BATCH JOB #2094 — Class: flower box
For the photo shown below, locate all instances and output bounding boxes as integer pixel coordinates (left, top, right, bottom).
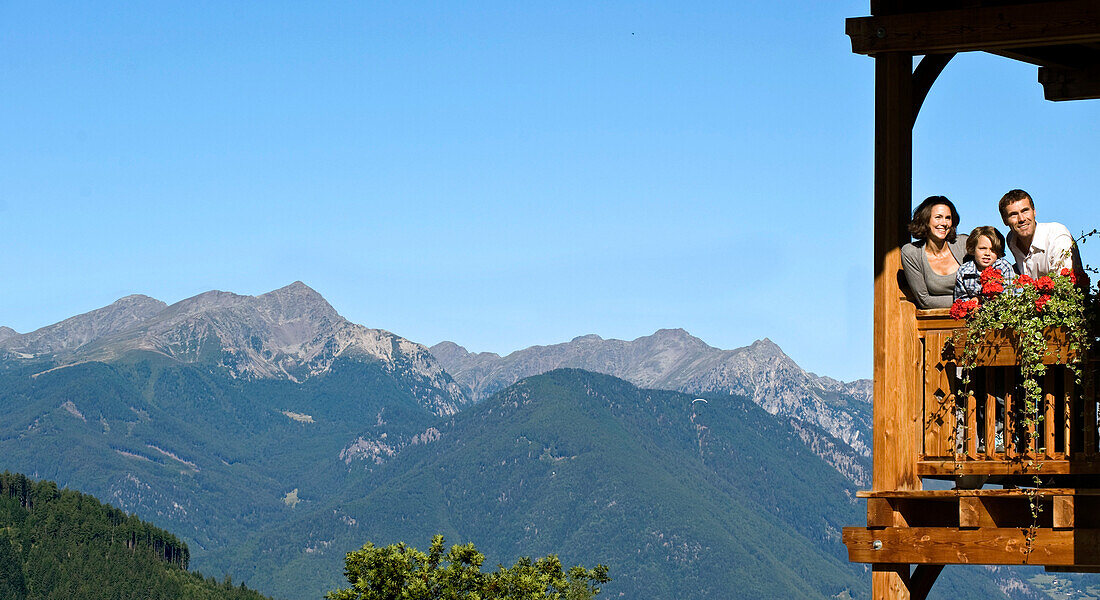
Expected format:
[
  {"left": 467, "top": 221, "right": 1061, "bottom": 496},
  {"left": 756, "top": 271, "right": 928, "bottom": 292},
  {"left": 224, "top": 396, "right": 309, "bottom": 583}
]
[{"left": 950, "top": 326, "right": 1079, "bottom": 367}]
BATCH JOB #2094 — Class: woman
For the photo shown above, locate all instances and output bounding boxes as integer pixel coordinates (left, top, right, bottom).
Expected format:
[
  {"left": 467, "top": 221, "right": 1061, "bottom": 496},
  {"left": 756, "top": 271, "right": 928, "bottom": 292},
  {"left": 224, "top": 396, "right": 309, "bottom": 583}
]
[{"left": 901, "top": 196, "right": 969, "bottom": 309}]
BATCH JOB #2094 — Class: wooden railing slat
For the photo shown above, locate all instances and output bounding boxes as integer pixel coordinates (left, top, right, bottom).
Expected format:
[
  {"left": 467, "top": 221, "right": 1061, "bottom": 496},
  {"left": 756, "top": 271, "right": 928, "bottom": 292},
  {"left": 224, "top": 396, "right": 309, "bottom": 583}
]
[
  {"left": 1046, "top": 370, "right": 1057, "bottom": 459},
  {"left": 1087, "top": 363, "right": 1098, "bottom": 458},
  {"left": 967, "top": 388, "right": 978, "bottom": 459},
  {"left": 985, "top": 368, "right": 997, "bottom": 459},
  {"left": 1005, "top": 367, "right": 1016, "bottom": 459},
  {"left": 917, "top": 323, "right": 1093, "bottom": 472}
]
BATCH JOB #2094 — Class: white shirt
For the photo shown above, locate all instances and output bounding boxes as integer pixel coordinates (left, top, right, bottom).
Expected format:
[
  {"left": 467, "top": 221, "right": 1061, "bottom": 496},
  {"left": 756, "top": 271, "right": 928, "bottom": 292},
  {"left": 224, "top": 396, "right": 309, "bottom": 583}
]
[{"left": 1007, "top": 221, "right": 1076, "bottom": 278}]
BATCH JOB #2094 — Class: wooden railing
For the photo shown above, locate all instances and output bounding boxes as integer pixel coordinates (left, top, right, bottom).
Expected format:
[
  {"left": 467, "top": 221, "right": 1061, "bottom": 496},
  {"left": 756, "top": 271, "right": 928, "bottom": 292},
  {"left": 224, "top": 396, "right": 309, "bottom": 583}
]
[{"left": 916, "top": 309, "right": 1099, "bottom": 478}]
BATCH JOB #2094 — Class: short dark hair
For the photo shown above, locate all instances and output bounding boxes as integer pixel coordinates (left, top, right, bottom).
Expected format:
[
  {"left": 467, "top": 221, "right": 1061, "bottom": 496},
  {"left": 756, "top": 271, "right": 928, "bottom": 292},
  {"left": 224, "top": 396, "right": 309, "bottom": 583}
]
[
  {"left": 908, "top": 196, "right": 959, "bottom": 242},
  {"left": 965, "top": 226, "right": 1006, "bottom": 257},
  {"left": 999, "top": 189, "right": 1034, "bottom": 220}
]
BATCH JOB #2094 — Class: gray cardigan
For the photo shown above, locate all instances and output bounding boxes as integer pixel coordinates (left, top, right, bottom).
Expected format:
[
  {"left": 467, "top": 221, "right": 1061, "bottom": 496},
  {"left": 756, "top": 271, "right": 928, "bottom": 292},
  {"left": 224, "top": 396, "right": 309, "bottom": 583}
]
[{"left": 900, "top": 235, "right": 969, "bottom": 309}]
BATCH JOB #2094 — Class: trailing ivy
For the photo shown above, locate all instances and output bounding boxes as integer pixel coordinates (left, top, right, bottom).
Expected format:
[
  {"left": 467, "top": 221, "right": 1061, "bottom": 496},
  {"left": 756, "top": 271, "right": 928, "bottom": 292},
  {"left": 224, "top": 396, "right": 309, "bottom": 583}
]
[{"left": 950, "top": 242, "right": 1095, "bottom": 561}]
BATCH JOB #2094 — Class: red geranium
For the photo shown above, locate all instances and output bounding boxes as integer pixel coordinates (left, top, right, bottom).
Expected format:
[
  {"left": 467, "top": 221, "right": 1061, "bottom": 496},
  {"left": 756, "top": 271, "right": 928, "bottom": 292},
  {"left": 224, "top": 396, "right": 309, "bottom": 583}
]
[
  {"left": 979, "top": 267, "right": 1003, "bottom": 284},
  {"left": 1036, "top": 276, "right": 1055, "bottom": 293},
  {"left": 950, "top": 297, "right": 980, "bottom": 320},
  {"left": 1016, "top": 274, "right": 1035, "bottom": 288},
  {"left": 1035, "top": 295, "right": 1050, "bottom": 312},
  {"left": 981, "top": 279, "right": 1004, "bottom": 296},
  {"left": 1060, "top": 267, "right": 1079, "bottom": 285}
]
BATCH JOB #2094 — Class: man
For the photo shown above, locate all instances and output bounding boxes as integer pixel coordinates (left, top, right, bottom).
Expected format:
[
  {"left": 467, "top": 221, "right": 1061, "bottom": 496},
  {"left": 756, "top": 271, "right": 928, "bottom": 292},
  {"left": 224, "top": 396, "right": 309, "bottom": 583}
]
[{"left": 999, "top": 189, "right": 1081, "bottom": 278}]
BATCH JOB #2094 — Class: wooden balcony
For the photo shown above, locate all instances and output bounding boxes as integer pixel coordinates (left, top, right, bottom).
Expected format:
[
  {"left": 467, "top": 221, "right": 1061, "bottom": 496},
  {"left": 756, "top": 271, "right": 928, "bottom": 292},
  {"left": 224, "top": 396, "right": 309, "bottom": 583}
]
[
  {"left": 915, "top": 309, "right": 1098, "bottom": 480},
  {"left": 845, "top": 308, "right": 1100, "bottom": 571}
]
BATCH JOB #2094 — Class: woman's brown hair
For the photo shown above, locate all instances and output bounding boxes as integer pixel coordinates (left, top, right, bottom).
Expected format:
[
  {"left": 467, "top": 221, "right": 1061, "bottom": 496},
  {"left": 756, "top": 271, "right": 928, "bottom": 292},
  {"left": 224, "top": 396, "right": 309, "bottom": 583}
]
[{"left": 908, "top": 196, "right": 959, "bottom": 243}]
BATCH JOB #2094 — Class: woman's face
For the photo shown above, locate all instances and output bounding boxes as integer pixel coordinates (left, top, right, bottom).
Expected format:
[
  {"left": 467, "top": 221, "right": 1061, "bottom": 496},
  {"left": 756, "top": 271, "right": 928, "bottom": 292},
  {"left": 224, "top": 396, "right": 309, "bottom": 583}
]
[{"left": 927, "top": 204, "right": 954, "bottom": 243}]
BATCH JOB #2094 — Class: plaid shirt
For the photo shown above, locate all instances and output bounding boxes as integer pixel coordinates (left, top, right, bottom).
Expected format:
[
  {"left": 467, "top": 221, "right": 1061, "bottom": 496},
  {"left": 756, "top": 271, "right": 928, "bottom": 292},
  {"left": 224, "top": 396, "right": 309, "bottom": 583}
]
[{"left": 954, "top": 257, "right": 1016, "bottom": 301}]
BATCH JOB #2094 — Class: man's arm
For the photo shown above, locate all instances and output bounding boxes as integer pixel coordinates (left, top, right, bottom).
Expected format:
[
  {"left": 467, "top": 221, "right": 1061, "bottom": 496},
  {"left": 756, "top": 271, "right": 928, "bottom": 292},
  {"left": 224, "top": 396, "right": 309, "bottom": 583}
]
[{"left": 1046, "top": 224, "right": 1076, "bottom": 273}]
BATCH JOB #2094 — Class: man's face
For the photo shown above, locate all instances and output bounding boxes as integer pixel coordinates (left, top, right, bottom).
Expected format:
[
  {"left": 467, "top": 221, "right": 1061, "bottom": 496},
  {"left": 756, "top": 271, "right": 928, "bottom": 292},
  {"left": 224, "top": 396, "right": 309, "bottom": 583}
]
[{"left": 1002, "top": 198, "right": 1036, "bottom": 241}]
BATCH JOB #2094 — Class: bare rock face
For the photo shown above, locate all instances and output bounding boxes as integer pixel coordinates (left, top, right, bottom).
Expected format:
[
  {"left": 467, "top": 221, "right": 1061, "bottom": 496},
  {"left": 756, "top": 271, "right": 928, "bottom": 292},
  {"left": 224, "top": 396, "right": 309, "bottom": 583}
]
[
  {"left": 0, "top": 295, "right": 168, "bottom": 356},
  {"left": 0, "top": 326, "right": 18, "bottom": 343},
  {"left": 431, "top": 330, "right": 872, "bottom": 468},
  {"left": 4, "top": 282, "right": 466, "bottom": 416}
]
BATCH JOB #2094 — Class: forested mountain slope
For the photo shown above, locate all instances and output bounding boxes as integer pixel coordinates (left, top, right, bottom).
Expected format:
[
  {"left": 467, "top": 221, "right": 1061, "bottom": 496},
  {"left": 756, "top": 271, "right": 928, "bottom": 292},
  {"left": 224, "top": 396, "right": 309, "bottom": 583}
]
[
  {"left": 432, "top": 330, "right": 872, "bottom": 481},
  {"left": 212, "top": 370, "right": 1036, "bottom": 600},
  {"left": 0, "top": 471, "right": 269, "bottom": 600},
  {"left": 0, "top": 350, "right": 453, "bottom": 558}
]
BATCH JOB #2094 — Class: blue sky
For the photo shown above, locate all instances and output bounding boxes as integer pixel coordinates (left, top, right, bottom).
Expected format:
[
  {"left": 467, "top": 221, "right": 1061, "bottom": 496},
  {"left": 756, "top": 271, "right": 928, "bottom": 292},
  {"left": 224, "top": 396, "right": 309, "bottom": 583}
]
[{"left": 2, "top": 2, "right": 1097, "bottom": 381}]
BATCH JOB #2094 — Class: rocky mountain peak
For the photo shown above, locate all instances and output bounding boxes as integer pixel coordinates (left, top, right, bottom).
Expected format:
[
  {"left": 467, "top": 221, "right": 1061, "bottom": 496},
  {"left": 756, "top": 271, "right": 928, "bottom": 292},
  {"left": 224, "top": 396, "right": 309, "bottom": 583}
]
[
  {"left": 741, "top": 338, "right": 792, "bottom": 363},
  {"left": 258, "top": 281, "right": 334, "bottom": 313},
  {"left": 0, "top": 294, "right": 168, "bottom": 355},
  {"left": 0, "top": 326, "right": 18, "bottom": 342},
  {"left": 643, "top": 328, "right": 710, "bottom": 351},
  {"left": 4, "top": 283, "right": 467, "bottom": 415},
  {"left": 429, "top": 341, "right": 472, "bottom": 363}
]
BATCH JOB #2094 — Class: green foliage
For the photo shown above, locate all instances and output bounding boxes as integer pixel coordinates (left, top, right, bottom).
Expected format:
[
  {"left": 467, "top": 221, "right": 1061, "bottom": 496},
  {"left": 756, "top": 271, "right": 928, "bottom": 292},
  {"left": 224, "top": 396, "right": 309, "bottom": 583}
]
[
  {"left": 0, "top": 471, "right": 269, "bottom": 600},
  {"left": 0, "top": 351, "right": 1047, "bottom": 599},
  {"left": 0, "top": 352, "right": 446, "bottom": 561},
  {"left": 956, "top": 268, "right": 1092, "bottom": 447},
  {"left": 326, "top": 535, "right": 609, "bottom": 600}
]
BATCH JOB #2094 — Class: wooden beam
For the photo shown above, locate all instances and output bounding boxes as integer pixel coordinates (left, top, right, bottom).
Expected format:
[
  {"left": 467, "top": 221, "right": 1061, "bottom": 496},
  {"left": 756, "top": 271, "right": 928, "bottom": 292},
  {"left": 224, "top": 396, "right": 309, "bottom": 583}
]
[
  {"left": 858, "top": 488, "right": 1100, "bottom": 498},
  {"left": 959, "top": 496, "right": 990, "bottom": 528},
  {"left": 844, "top": 527, "right": 1100, "bottom": 564},
  {"left": 872, "top": 52, "right": 918, "bottom": 493},
  {"left": 992, "top": 44, "right": 1100, "bottom": 69},
  {"left": 869, "top": 497, "right": 906, "bottom": 527},
  {"left": 909, "top": 564, "right": 944, "bottom": 600},
  {"left": 871, "top": 47, "right": 920, "bottom": 600},
  {"left": 1040, "top": 65, "right": 1100, "bottom": 100},
  {"left": 912, "top": 54, "right": 955, "bottom": 123},
  {"left": 1054, "top": 496, "right": 1075, "bottom": 529},
  {"left": 918, "top": 459, "right": 1100, "bottom": 476},
  {"left": 1046, "top": 565, "right": 1100, "bottom": 573},
  {"left": 874, "top": 564, "right": 911, "bottom": 600},
  {"left": 847, "top": 1, "right": 1100, "bottom": 55}
]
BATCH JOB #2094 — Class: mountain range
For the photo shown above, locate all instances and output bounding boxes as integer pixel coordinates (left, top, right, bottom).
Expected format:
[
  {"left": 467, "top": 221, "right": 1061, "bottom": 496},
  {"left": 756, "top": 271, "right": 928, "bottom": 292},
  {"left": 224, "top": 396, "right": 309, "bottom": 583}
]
[
  {"left": 1, "top": 282, "right": 466, "bottom": 416},
  {"left": 1, "top": 283, "right": 871, "bottom": 484},
  {"left": 0, "top": 282, "right": 1057, "bottom": 599},
  {"left": 431, "top": 331, "right": 872, "bottom": 484}
]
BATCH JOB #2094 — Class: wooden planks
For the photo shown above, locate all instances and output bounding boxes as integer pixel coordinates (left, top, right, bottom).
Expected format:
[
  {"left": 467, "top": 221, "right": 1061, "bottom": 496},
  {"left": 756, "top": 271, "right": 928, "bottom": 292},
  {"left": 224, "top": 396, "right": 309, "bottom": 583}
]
[
  {"left": 950, "top": 328, "right": 1079, "bottom": 366},
  {"left": 844, "top": 527, "right": 1100, "bottom": 565},
  {"left": 847, "top": 1, "right": 1100, "bottom": 55},
  {"left": 857, "top": 488, "right": 1099, "bottom": 499},
  {"left": 917, "top": 459, "right": 1100, "bottom": 476}
]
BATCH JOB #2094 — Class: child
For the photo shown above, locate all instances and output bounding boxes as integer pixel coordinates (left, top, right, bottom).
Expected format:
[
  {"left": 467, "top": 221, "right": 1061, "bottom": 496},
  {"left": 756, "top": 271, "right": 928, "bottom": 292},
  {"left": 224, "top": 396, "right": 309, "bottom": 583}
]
[
  {"left": 954, "top": 226, "right": 1016, "bottom": 301},
  {"left": 951, "top": 226, "right": 1014, "bottom": 465}
]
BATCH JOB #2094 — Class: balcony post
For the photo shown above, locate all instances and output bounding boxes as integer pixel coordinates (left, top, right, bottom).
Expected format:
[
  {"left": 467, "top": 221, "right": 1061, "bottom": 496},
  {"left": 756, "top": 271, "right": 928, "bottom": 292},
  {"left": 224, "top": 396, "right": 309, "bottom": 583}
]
[{"left": 872, "top": 50, "right": 922, "bottom": 599}]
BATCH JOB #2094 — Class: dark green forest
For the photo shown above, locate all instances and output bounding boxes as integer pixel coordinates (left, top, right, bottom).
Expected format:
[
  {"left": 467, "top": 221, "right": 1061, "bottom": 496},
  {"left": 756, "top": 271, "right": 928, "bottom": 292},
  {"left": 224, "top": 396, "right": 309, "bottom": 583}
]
[{"left": 0, "top": 471, "right": 269, "bottom": 600}]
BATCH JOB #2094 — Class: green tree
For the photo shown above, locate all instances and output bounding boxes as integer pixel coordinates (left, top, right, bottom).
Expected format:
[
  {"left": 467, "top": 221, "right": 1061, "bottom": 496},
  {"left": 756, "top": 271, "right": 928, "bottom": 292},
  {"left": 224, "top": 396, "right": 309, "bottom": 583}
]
[
  {"left": 326, "top": 536, "right": 609, "bottom": 600},
  {"left": 0, "top": 532, "right": 27, "bottom": 600}
]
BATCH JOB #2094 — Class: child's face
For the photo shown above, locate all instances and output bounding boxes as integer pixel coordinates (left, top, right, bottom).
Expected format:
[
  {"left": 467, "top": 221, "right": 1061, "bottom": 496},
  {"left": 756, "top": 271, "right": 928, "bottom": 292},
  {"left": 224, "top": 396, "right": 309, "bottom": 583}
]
[{"left": 974, "top": 235, "right": 998, "bottom": 269}]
